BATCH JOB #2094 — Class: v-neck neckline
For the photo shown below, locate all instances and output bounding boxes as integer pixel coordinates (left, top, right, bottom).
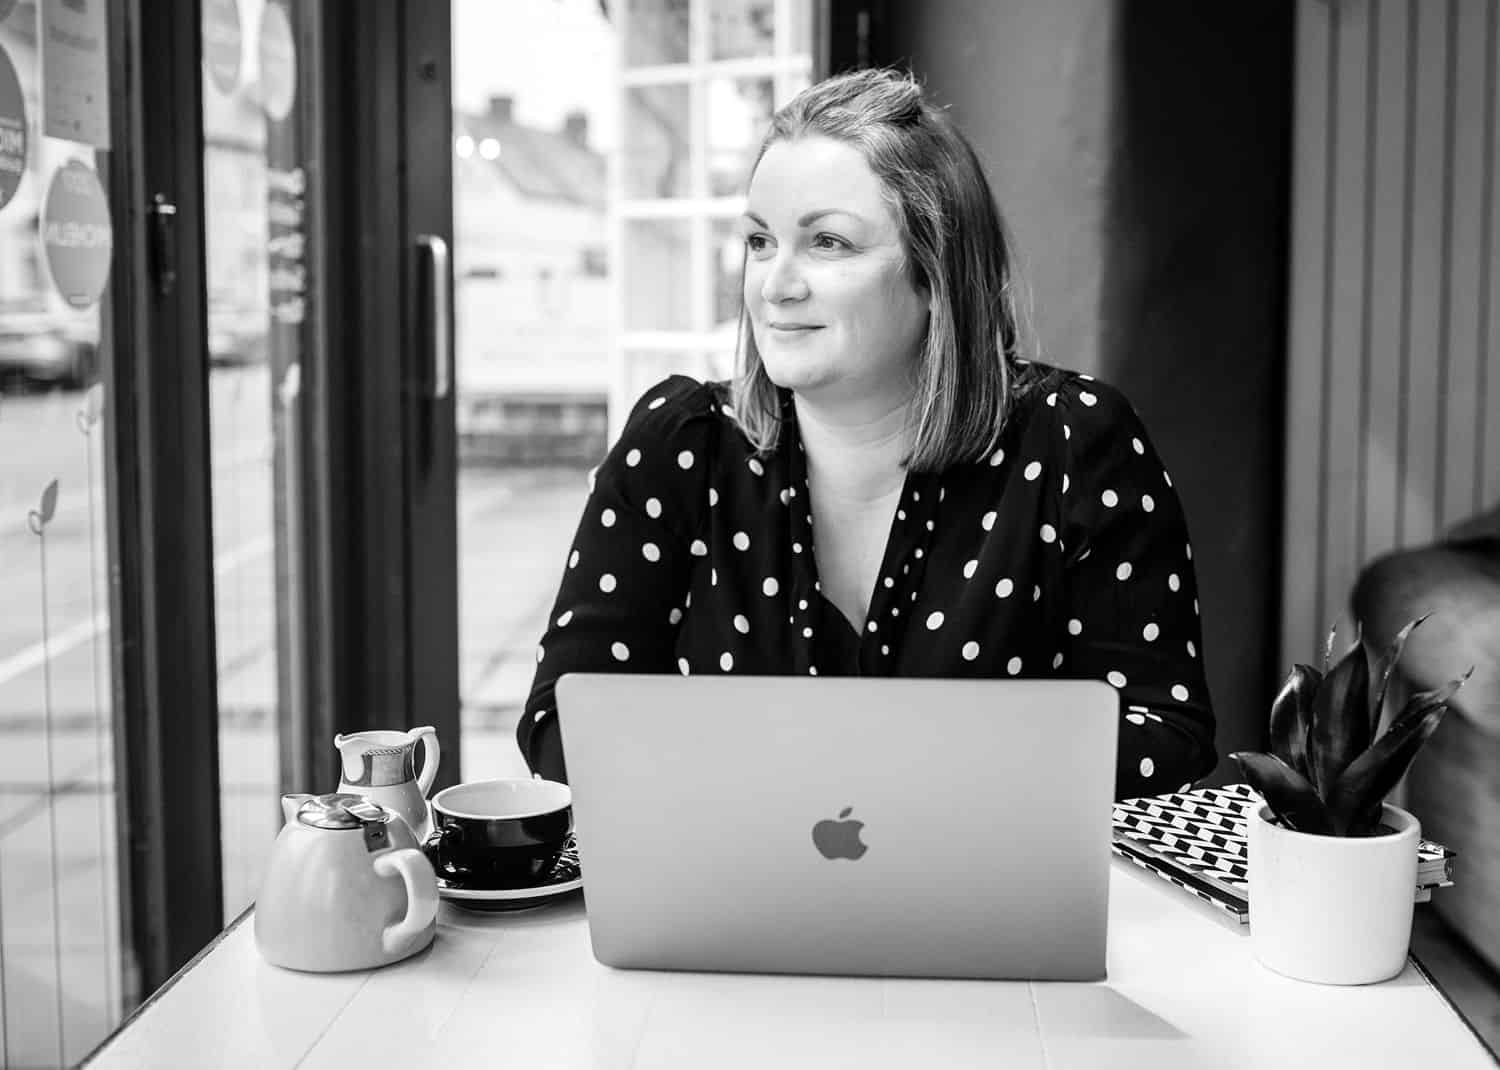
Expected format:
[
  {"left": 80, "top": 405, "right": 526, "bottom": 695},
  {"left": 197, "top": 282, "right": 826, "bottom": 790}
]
[{"left": 779, "top": 393, "right": 942, "bottom": 673}]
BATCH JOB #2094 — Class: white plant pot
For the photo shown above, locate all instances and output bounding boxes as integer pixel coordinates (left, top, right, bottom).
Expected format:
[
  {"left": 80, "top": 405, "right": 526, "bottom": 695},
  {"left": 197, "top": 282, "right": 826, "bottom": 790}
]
[{"left": 1247, "top": 802, "right": 1419, "bottom": 985}]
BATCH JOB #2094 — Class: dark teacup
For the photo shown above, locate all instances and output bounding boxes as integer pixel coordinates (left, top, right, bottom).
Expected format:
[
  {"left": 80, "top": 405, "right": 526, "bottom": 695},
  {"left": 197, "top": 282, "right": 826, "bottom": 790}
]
[{"left": 423, "top": 778, "right": 572, "bottom": 890}]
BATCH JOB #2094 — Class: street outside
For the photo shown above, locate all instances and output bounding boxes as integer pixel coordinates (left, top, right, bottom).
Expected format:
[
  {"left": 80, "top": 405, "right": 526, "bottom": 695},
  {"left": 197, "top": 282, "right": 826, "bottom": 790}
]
[{"left": 0, "top": 363, "right": 588, "bottom": 1067}]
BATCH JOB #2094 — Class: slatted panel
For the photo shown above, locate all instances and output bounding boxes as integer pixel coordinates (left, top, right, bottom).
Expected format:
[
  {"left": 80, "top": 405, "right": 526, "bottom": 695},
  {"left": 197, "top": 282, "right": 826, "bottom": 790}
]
[
  {"left": 1325, "top": 0, "right": 1372, "bottom": 646},
  {"left": 1403, "top": 0, "right": 1450, "bottom": 551},
  {"left": 1281, "top": 0, "right": 1334, "bottom": 666},
  {"left": 1363, "top": 0, "right": 1412, "bottom": 564},
  {"left": 1483, "top": 2, "right": 1500, "bottom": 508},
  {"left": 1444, "top": 0, "right": 1490, "bottom": 528},
  {"left": 1282, "top": 0, "right": 1500, "bottom": 671}
]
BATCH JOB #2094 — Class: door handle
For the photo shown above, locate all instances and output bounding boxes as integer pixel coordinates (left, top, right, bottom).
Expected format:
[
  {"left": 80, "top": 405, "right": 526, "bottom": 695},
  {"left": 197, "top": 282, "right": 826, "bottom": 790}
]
[
  {"left": 148, "top": 194, "right": 177, "bottom": 297},
  {"left": 415, "top": 234, "right": 451, "bottom": 400}
]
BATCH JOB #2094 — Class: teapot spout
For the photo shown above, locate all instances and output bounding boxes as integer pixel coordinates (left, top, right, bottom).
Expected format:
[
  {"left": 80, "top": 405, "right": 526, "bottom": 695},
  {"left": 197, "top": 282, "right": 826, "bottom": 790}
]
[{"left": 281, "top": 793, "right": 316, "bottom": 825}]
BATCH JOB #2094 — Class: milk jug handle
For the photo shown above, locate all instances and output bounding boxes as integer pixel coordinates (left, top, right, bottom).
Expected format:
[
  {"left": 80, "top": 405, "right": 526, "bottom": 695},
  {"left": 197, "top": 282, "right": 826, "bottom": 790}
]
[
  {"left": 373, "top": 848, "right": 438, "bottom": 954},
  {"left": 412, "top": 726, "right": 441, "bottom": 797}
]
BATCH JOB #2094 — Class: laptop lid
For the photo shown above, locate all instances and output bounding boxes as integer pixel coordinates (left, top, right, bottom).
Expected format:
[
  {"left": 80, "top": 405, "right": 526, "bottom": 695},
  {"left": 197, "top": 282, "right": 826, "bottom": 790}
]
[{"left": 554, "top": 674, "right": 1119, "bottom": 981}]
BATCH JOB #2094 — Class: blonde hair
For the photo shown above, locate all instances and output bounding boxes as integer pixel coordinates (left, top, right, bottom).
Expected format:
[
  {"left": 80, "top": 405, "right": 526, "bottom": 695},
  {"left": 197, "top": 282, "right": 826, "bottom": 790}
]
[{"left": 729, "top": 68, "right": 1042, "bottom": 471}]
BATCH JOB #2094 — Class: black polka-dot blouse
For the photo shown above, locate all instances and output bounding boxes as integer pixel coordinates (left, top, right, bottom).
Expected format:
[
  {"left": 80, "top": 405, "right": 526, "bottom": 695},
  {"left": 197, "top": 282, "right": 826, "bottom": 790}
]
[{"left": 520, "top": 363, "right": 1217, "bottom": 800}]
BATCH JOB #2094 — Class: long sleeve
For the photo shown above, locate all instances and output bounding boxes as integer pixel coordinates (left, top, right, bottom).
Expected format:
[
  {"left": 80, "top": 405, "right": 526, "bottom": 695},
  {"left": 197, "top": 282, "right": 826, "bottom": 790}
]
[
  {"left": 1058, "top": 378, "right": 1217, "bottom": 799},
  {"left": 518, "top": 376, "right": 709, "bottom": 782}
]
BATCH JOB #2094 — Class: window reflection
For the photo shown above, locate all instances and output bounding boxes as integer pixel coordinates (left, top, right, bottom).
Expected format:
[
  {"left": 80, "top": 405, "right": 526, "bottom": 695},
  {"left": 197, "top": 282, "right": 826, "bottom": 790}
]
[
  {"left": 0, "top": 3, "right": 120, "bottom": 1066},
  {"left": 708, "top": 77, "right": 774, "bottom": 196},
  {"left": 624, "top": 83, "right": 690, "bottom": 199},
  {"left": 452, "top": 0, "right": 812, "bottom": 781}
]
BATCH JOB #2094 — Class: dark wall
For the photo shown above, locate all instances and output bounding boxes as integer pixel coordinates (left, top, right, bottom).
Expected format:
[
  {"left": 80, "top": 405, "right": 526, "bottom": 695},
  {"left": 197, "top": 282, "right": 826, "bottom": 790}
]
[
  {"left": 872, "top": 1, "right": 1293, "bottom": 779},
  {"left": 876, "top": 0, "right": 1115, "bottom": 375}
]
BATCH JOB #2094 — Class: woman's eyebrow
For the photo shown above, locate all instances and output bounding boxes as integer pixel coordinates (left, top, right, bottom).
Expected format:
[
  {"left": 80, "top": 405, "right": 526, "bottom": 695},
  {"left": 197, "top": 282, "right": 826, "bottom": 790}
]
[{"left": 741, "top": 209, "right": 868, "bottom": 227}]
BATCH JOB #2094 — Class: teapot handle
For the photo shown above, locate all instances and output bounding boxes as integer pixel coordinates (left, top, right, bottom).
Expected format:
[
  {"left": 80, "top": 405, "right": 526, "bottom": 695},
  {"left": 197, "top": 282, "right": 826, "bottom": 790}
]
[
  {"left": 373, "top": 848, "right": 439, "bottom": 955},
  {"left": 412, "top": 725, "right": 441, "bottom": 798}
]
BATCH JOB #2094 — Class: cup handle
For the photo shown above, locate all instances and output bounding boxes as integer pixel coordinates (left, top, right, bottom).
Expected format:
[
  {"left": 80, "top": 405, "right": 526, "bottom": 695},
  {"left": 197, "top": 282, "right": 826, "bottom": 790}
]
[
  {"left": 373, "top": 847, "right": 439, "bottom": 955},
  {"left": 413, "top": 725, "right": 440, "bottom": 798},
  {"left": 422, "top": 825, "right": 464, "bottom": 877}
]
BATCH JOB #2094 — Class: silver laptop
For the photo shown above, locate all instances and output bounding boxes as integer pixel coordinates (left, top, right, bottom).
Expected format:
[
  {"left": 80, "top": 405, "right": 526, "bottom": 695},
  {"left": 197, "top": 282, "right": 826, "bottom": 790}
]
[{"left": 554, "top": 673, "right": 1119, "bottom": 982}]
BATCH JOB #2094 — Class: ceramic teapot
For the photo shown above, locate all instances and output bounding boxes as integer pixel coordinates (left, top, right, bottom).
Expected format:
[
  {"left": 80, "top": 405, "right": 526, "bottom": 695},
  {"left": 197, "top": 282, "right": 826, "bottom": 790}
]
[
  {"left": 335, "top": 726, "right": 441, "bottom": 841},
  {"left": 255, "top": 793, "right": 438, "bottom": 973}
]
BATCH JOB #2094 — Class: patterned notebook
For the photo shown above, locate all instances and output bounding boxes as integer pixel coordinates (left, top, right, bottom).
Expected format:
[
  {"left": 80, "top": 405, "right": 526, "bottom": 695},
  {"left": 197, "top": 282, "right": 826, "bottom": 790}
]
[{"left": 1112, "top": 783, "right": 1457, "bottom": 923}]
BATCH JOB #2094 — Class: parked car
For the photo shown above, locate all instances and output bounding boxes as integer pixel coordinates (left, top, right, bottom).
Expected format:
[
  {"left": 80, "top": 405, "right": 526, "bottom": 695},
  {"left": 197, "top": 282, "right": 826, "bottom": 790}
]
[{"left": 0, "top": 301, "right": 99, "bottom": 388}]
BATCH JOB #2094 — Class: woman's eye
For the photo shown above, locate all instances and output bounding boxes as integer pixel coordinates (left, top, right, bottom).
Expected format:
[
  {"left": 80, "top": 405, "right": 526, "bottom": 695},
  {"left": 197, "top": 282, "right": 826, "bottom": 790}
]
[
  {"left": 812, "top": 233, "right": 851, "bottom": 252},
  {"left": 744, "top": 233, "right": 771, "bottom": 255}
]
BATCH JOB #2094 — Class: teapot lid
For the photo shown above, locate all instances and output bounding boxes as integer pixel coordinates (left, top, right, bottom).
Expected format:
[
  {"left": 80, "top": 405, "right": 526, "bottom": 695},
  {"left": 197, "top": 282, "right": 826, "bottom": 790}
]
[{"left": 293, "top": 793, "right": 391, "bottom": 830}]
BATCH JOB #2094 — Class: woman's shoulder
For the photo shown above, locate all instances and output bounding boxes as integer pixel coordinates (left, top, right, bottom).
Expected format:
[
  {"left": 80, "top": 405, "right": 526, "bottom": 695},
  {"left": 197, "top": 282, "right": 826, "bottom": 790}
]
[
  {"left": 1005, "top": 361, "right": 1152, "bottom": 448},
  {"left": 622, "top": 375, "right": 751, "bottom": 444},
  {"left": 622, "top": 374, "right": 718, "bottom": 428},
  {"left": 1009, "top": 360, "right": 1134, "bottom": 416}
]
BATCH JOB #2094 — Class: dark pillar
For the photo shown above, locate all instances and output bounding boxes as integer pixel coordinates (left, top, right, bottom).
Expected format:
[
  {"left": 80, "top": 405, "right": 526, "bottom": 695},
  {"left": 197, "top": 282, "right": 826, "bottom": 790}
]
[{"left": 1100, "top": 4, "right": 1293, "bottom": 777}]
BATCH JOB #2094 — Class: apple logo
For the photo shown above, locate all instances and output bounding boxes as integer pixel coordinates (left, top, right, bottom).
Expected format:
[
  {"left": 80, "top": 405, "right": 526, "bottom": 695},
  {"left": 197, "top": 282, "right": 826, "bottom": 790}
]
[{"left": 812, "top": 807, "right": 868, "bottom": 860}]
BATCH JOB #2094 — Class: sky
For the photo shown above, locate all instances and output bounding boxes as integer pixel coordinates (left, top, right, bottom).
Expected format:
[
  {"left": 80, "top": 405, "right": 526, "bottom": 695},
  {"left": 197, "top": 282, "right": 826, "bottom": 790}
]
[{"left": 452, "top": 0, "right": 620, "bottom": 151}]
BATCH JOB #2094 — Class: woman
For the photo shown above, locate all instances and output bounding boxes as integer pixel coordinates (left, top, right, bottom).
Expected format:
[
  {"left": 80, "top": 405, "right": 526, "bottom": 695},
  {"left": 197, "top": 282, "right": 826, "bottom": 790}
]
[{"left": 519, "top": 68, "right": 1216, "bottom": 800}]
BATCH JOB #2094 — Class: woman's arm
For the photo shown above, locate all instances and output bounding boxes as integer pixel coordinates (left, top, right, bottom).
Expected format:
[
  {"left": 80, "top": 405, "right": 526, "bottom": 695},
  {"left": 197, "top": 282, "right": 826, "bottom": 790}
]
[
  {"left": 1058, "top": 377, "right": 1217, "bottom": 799},
  {"left": 517, "top": 377, "right": 709, "bottom": 782}
]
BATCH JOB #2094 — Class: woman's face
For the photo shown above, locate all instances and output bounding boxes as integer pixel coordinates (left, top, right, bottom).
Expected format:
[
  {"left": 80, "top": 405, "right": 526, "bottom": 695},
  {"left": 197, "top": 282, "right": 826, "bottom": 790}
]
[{"left": 741, "top": 135, "right": 930, "bottom": 410}]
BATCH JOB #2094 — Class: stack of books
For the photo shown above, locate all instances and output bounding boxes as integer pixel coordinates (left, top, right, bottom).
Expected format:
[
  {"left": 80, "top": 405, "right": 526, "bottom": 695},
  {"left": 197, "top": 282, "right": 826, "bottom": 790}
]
[{"left": 1112, "top": 782, "right": 1456, "bottom": 923}]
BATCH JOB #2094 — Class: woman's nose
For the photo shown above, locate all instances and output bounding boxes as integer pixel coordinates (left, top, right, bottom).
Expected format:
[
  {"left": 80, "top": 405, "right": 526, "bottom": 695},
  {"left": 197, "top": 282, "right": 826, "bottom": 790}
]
[{"left": 761, "top": 252, "right": 808, "bottom": 303}]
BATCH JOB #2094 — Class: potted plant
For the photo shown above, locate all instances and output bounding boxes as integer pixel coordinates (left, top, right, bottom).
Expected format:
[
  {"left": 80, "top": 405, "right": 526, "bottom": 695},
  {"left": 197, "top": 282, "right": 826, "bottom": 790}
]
[{"left": 1229, "top": 616, "right": 1470, "bottom": 985}]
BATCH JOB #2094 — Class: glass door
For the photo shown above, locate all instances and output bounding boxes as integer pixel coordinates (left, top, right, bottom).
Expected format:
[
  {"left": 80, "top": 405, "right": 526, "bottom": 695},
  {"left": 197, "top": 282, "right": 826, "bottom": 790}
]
[
  {"left": 199, "top": 0, "right": 311, "bottom": 923},
  {"left": 450, "top": 0, "right": 818, "bottom": 779},
  {"left": 0, "top": 1, "right": 122, "bottom": 1065}
]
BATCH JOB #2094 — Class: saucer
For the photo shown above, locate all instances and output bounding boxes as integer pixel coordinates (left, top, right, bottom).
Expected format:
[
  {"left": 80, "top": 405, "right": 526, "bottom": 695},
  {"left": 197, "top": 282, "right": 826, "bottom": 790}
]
[{"left": 435, "top": 836, "right": 582, "bottom": 913}]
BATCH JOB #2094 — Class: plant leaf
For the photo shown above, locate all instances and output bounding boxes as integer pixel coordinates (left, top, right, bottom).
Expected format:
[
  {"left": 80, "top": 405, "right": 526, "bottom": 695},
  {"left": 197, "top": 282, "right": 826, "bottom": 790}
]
[
  {"left": 1328, "top": 669, "right": 1471, "bottom": 835},
  {"left": 38, "top": 479, "right": 58, "bottom": 525},
  {"left": 1268, "top": 664, "right": 1320, "bottom": 779},
  {"left": 1367, "top": 614, "right": 1429, "bottom": 737},
  {"left": 1308, "top": 638, "right": 1371, "bottom": 797},
  {"left": 1229, "top": 751, "right": 1334, "bottom": 835}
]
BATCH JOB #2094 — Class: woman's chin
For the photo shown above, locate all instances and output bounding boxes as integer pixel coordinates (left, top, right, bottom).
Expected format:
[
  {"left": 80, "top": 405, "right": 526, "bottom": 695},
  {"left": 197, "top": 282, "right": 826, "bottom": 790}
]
[{"left": 759, "top": 350, "right": 831, "bottom": 390}]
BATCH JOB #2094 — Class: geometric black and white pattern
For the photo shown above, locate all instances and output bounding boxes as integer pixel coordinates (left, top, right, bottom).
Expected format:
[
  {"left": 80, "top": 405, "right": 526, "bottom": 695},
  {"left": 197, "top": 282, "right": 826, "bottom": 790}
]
[{"left": 1112, "top": 782, "right": 1455, "bottom": 924}]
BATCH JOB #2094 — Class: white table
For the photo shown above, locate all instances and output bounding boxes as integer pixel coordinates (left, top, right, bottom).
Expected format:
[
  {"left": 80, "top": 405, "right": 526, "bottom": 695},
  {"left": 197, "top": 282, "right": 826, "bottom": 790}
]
[{"left": 84, "top": 860, "right": 1496, "bottom": 1069}]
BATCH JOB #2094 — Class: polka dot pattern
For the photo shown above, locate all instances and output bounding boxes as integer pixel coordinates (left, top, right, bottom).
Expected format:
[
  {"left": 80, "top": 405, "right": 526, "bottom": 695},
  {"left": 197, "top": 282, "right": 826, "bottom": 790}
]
[{"left": 519, "top": 370, "right": 1214, "bottom": 801}]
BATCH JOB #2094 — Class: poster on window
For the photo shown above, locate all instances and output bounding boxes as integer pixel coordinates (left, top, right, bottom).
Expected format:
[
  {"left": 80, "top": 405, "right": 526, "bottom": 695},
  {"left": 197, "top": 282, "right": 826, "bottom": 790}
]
[
  {"left": 40, "top": 0, "right": 110, "bottom": 149},
  {"left": 257, "top": 0, "right": 295, "bottom": 123},
  {"left": 0, "top": 42, "right": 24, "bottom": 210},
  {"left": 41, "top": 158, "right": 112, "bottom": 309},
  {"left": 202, "top": 0, "right": 242, "bottom": 96}
]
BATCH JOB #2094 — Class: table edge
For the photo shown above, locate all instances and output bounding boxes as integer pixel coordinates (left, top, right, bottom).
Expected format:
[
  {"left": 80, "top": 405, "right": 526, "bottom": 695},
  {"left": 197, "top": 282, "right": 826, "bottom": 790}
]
[
  {"left": 77, "top": 905, "right": 255, "bottom": 1068},
  {"left": 1408, "top": 948, "right": 1500, "bottom": 1065},
  {"left": 73, "top": 883, "right": 1500, "bottom": 1068}
]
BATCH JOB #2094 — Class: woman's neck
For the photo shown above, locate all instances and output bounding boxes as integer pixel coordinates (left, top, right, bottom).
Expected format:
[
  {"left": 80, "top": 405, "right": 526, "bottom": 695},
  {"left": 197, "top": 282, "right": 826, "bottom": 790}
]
[{"left": 794, "top": 393, "right": 912, "bottom": 506}]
